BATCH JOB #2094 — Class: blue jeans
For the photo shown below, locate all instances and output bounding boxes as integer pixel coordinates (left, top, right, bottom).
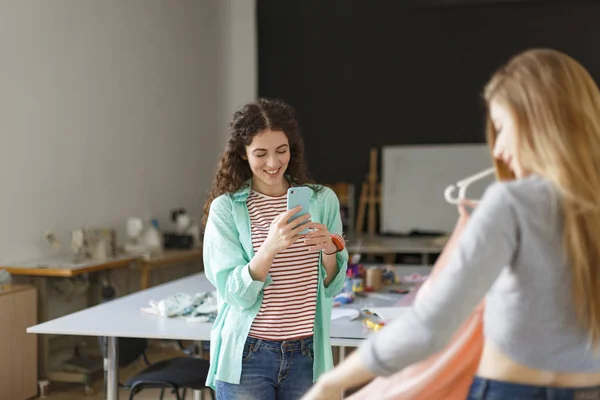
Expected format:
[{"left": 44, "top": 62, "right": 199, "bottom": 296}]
[
  {"left": 215, "top": 336, "right": 314, "bottom": 400},
  {"left": 468, "top": 376, "right": 600, "bottom": 400}
]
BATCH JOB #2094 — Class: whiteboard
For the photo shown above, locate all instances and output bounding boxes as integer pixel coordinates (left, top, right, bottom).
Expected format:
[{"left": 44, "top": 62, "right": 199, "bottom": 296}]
[{"left": 381, "top": 144, "right": 494, "bottom": 235}]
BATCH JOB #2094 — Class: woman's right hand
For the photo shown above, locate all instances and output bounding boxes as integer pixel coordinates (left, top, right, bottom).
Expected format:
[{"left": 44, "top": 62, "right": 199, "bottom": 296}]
[
  {"left": 249, "top": 206, "right": 311, "bottom": 282},
  {"left": 262, "top": 206, "right": 311, "bottom": 256}
]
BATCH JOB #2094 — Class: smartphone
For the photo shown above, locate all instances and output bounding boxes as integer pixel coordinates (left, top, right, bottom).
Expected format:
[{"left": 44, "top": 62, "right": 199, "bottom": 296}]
[{"left": 287, "top": 186, "right": 312, "bottom": 235}]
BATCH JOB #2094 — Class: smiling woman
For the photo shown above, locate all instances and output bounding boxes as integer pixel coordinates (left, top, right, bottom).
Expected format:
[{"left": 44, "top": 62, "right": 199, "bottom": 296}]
[
  {"left": 243, "top": 132, "right": 292, "bottom": 195},
  {"left": 201, "top": 98, "right": 349, "bottom": 400},
  {"left": 202, "top": 98, "right": 315, "bottom": 218}
]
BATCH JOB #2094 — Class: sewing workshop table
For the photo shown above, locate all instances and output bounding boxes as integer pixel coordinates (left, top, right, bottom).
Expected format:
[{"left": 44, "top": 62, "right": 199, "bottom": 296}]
[
  {"left": 1, "top": 255, "right": 138, "bottom": 393},
  {"left": 346, "top": 234, "right": 445, "bottom": 265},
  {"left": 27, "top": 271, "right": 215, "bottom": 400},
  {"left": 1, "top": 249, "right": 203, "bottom": 394},
  {"left": 140, "top": 248, "right": 203, "bottom": 290},
  {"left": 27, "top": 265, "right": 431, "bottom": 400},
  {"left": 329, "top": 265, "right": 431, "bottom": 359}
]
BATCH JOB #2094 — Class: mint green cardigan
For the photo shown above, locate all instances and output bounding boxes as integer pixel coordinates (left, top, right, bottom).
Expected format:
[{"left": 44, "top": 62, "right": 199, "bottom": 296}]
[{"left": 203, "top": 182, "right": 349, "bottom": 389}]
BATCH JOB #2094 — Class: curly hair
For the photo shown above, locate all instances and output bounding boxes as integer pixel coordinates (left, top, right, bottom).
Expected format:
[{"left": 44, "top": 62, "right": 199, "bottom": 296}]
[{"left": 203, "top": 98, "right": 317, "bottom": 227}]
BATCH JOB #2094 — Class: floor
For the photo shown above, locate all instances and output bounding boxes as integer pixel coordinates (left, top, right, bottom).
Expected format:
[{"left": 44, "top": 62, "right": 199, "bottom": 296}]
[
  {"left": 35, "top": 343, "right": 355, "bottom": 399},
  {"left": 35, "top": 342, "right": 213, "bottom": 400}
]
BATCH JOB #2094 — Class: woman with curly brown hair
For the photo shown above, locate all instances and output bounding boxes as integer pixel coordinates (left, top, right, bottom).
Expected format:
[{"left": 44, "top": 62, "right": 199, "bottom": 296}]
[{"left": 202, "top": 98, "right": 349, "bottom": 400}]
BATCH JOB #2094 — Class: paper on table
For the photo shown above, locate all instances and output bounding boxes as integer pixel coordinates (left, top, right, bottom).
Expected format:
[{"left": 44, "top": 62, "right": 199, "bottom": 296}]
[
  {"left": 364, "top": 307, "right": 409, "bottom": 322},
  {"left": 331, "top": 308, "right": 360, "bottom": 320}
]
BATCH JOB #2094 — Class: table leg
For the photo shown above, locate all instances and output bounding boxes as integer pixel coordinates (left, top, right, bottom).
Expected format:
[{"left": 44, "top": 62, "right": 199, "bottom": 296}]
[
  {"left": 34, "top": 277, "right": 49, "bottom": 381},
  {"left": 339, "top": 346, "right": 346, "bottom": 399},
  {"left": 338, "top": 346, "right": 345, "bottom": 362},
  {"left": 140, "top": 264, "right": 150, "bottom": 290},
  {"left": 194, "top": 340, "right": 204, "bottom": 400},
  {"left": 105, "top": 336, "right": 119, "bottom": 400}
]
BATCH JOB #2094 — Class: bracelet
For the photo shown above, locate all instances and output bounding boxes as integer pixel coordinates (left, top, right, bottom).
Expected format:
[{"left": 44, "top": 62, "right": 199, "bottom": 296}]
[{"left": 323, "top": 234, "right": 345, "bottom": 255}]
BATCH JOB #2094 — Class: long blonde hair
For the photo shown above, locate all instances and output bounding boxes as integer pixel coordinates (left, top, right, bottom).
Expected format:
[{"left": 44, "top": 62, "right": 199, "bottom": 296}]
[{"left": 484, "top": 48, "right": 600, "bottom": 345}]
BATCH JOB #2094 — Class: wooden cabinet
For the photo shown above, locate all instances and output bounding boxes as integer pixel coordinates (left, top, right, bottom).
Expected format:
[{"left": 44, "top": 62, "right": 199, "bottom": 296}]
[{"left": 0, "top": 285, "right": 38, "bottom": 400}]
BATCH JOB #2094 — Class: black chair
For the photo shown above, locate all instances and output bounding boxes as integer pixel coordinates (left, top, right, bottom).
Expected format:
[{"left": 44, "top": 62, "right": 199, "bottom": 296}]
[{"left": 101, "top": 337, "right": 214, "bottom": 400}]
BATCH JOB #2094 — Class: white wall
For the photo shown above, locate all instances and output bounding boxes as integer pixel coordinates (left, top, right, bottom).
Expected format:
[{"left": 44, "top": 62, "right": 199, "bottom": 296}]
[
  {"left": 217, "top": 0, "right": 258, "bottom": 144},
  {"left": 0, "top": 0, "right": 231, "bottom": 264},
  {"left": 0, "top": 0, "right": 257, "bottom": 362}
]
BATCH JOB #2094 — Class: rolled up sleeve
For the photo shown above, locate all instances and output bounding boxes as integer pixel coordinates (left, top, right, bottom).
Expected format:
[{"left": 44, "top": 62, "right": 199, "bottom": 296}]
[
  {"left": 203, "top": 196, "right": 268, "bottom": 310},
  {"left": 320, "top": 188, "right": 349, "bottom": 297}
]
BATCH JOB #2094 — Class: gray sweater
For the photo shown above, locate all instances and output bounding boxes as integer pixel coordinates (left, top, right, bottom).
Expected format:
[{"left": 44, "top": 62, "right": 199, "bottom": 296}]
[{"left": 360, "top": 175, "right": 600, "bottom": 376}]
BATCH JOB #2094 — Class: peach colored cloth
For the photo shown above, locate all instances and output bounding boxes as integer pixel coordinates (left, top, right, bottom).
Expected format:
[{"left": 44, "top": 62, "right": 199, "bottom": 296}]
[{"left": 347, "top": 212, "right": 484, "bottom": 400}]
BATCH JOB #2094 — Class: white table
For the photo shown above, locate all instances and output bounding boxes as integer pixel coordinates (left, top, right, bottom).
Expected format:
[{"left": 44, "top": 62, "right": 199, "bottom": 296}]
[
  {"left": 2, "top": 250, "right": 201, "bottom": 394},
  {"left": 330, "top": 264, "right": 429, "bottom": 360},
  {"left": 28, "top": 273, "right": 214, "bottom": 400},
  {"left": 2, "top": 255, "right": 139, "bottom": 394},
  {"left": 28, "top": 265, "right": 431, "bottom": 400}
]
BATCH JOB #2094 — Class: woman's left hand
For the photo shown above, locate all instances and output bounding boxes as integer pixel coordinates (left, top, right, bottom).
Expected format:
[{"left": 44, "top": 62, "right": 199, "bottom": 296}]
[
  {"left": 303, "top": 223, "right": 336, "bottom": 253},
  {"left": 301, "top": 376, "right": 343, "bottom": 400}
]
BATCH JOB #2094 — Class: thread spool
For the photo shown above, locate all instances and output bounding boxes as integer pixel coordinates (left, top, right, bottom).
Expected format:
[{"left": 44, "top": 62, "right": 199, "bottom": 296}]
[
  {"left": 352, "top": 278, "right": 364, "bottom": 292},
  {"left": 366, "top": 268, "right": 382, "bottom": 291}
]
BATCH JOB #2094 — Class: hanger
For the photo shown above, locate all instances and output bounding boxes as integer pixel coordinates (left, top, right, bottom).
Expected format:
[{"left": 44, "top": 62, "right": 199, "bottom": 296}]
[{"left": 444, "top": 167, "right": 495, "bottom": 205}]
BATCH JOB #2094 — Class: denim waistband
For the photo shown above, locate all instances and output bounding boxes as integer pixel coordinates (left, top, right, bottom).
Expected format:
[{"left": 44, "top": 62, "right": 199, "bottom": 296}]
[
  {"left": 471, "top": 376, "right": 600, "bottom": 400},
  {"left": 246, "top": 336, "right": 313, "bottom": 352}
]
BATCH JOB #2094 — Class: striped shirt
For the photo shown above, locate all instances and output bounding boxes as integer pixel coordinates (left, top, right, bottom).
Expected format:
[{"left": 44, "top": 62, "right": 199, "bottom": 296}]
[{"left": 247, "top": 190, "right": 319, "bottom": 340}]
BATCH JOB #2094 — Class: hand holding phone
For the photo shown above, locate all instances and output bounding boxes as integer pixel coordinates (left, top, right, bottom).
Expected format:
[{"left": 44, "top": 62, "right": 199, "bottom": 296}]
[
  {"left": 286, "top": 186, "right": 312, "bottom": 235},
  {"left": 260, "top": 196, "right": 312, "bottom": 257},
  {"left": 258, "top": 187, "right": 313, "bottom": 257},
  {"left": 301, "top": 222, "right": 337, "bottom": 253}
]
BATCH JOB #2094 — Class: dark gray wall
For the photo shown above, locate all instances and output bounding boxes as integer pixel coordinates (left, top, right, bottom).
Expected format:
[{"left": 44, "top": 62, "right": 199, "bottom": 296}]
[{"left": 258, "top": 1, "right": 600, "bottom": 188}]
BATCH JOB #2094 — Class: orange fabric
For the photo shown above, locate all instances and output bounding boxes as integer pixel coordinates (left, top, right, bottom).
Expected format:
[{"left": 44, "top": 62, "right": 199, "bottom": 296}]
[{"left": 347, "top": 212, "right": 484, "bottom": 400}]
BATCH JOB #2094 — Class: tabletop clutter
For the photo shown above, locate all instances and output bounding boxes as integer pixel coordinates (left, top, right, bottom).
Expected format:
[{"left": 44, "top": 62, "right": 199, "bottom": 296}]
[
  {"left": 333, "top": 254, "right": 429, "bottom": 332},
  {"left": 0, "top": 269, "right": 12, "bottom": 292},
  {"left": 137, "top": 254, "right": 430, "bottom": 331},
  {"left": 141, "top": 291, "right": 218, "bottom": 323},
  {"left": 38, "top": 208, "right": 202, "bottom": 267}
]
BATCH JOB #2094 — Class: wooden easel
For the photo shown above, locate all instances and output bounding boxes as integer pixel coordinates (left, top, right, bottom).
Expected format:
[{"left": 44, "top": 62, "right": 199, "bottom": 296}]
[{"left": 355, "top": 148, "right": 382, "bottom": 236}]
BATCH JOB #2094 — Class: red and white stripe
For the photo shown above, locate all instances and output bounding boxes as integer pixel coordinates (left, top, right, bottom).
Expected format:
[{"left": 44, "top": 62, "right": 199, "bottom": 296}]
[{"left": 247, "top": 190, "right": 319, "bottom": 340}]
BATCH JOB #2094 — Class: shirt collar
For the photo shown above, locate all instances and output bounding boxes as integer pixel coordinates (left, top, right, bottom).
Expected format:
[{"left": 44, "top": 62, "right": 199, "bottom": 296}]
[{"left": 231, "top": 177, "right": 317, "bottom": 202}]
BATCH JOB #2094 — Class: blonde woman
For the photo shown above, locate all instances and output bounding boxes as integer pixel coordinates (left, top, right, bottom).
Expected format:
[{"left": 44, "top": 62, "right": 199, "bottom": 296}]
[{"left": 302, "top": 48, "right": 600, "bottom": 400}]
